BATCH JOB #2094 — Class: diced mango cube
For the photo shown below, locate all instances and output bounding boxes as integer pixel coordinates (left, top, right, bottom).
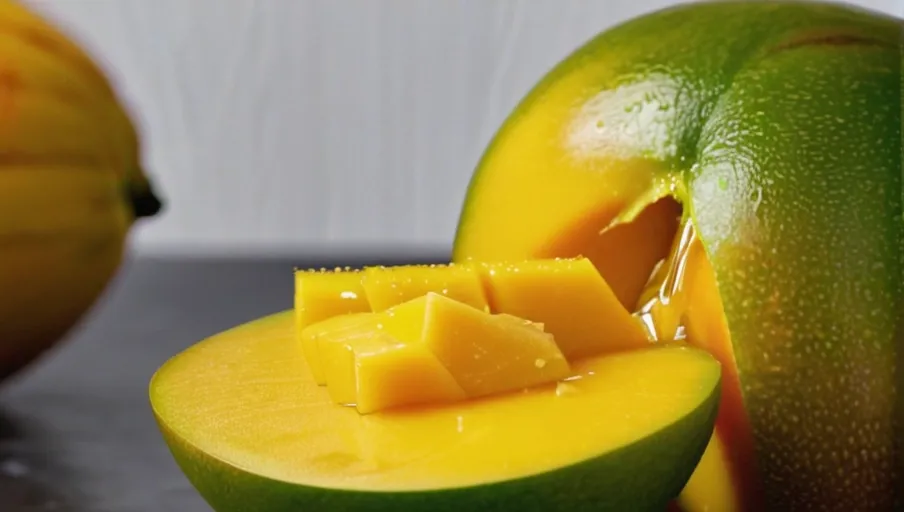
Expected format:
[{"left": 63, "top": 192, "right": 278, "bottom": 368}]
[
  {"left": 316, "top": 314, "right": 388, "bottom": 404},
  {"left": 478, "top": 258, "right": 649, "bottom": 359},
  {"left": 355, "top": 340, "right": 467, "bottom": 414},
  {"left": 378, "top": 294, "right": 430, "bottom": 342},
  {"left": 384, "top": 292, "right": 571, "bottom": 398},
  {"left": 301, "top": 312, "right": 377, "bottom": 386},
  {"left": 314, "top": 310, "right": 466, "bottom": 413},
  {"left": 361, "top": 263, "right": 489, "bottom": 312},
  {"left": 295, "top": 269, "right": 370, "bottom": 382}
]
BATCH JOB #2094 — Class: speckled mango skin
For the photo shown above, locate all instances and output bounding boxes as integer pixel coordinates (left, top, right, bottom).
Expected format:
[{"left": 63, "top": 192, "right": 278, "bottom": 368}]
[{"left": 453, "top": 1, "right": 902, "bottom": 510}]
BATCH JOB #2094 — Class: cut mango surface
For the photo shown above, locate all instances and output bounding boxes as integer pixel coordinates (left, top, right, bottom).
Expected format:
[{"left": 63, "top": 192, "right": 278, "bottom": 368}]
[
  {"left": 300, "top": 312, "right": 375, "bottom": 386},
  {"left": 355, "top": 339, "right": 467, "bottom": 415},
  {"left": 361, "top": 263, "right": 489, "bottom": 312},
  {"left": 478, "top": 258, "right": 650, "bottom": 358},
  {"left": 151, "top": 311, "right": 721, "bottom": 499},
  {"left": 296, "top": 257, "right": 649, "bottom": 364},
  {"left": 384, "top": 292, "right": 571, "bottom": 399},
  {"left": 315, "top": 314, "right": 390, "bottom": 405},
  {"left": 311, "top": 306, "right": 468, "bottom": 413},
  {"left": 294, "top": 269, "right": 370, "bottom": 383},
  {"left": 295, "top": 263, "right": 493, "bottom": 384},
  {"left": 303, "top": 293, "right": 570, "bottom": 413},
  {"left": 294, "top": 258, "right": 658, "bottom": 414},
  {"left": 497, "top": 313, "right": 545, "bottom": 331}
]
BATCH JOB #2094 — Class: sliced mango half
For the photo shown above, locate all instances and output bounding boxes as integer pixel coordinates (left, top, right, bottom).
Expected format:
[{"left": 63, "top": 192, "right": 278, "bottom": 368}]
[{"left": 150, "top": 311, "right": 722, "bottom": 511}]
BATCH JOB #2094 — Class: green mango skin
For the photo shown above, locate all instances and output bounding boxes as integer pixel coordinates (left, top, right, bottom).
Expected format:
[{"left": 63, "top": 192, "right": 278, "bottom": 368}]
[
  {"left": 689, "top": 10, "right": 902, "bottom": 509},
  {"left": 455, "top": 1, "right": 902, "bottom": 510}
]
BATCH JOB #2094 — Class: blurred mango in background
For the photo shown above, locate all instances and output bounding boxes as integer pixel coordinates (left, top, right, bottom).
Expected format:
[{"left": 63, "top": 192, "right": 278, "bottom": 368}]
[{"left": 0, "top": 0, "right": 162, "bottom": 384}]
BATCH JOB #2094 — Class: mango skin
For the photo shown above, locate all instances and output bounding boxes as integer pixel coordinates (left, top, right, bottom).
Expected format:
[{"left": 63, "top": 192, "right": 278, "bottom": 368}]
[{"left": 453, "top": 1, "right": 902, "bottom": 510}]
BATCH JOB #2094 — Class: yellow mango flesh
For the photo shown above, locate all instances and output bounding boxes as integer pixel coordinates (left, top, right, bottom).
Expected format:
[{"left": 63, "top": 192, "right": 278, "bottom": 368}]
[
  {"left": 323, "top": 338, "right": 394, "bottom": 406},
  {"left": 151, "top": 311, "right": 722, "bottom": 493},
  {"left": 297, "top": 263, "right": 493, "bottom": 382},
  {"left": 298, "top": 257, "right": 646, "bottom": 381},
  {"left": 355, "top": 339, "right": 467, "bottom": 415},
  {"left": 314, "top": 293, "right": 569, "bottom": 412},
  {"left": 497, "top": 313, "right": 545, "bottom": 331},
  {"left": 300, "top": 312, "right": 375, "bottom": 386},
  {"left": 478, "top": 258, "right": 650, "bottom": 359},
  {"left": 361, "top": 263, "right": 489, "bottom": 312},
  {"left": 296, "top": 257, "right": 656, "bottom": 413},
  {"left": 311, "top": 305, "right": 467, "bottom": 413},
  {"left": 376, "top": 294, "right": 429, "bottom": 344},
  {"left": 294, "top": 269, "right": 370, "bottom": 383},
  {"left": 385, "top": 293, "right": 571, "bottom": 399}
]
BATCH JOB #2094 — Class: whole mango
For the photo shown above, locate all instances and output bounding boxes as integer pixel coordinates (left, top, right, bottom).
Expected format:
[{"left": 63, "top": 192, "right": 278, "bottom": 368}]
[
  {"left": 0, "top": 1, "right": 162, "bottom": 383},
  {"left": 453, "top": 1, "right": 902, "bottom": 510}
]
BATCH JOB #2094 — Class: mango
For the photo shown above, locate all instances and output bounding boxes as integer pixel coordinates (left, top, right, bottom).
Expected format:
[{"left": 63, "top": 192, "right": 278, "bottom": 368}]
[
  {"left": 0, "top": 2, "right": 164, "bottom": 383},
  {"left": 295, "top": 264, "right": 482, "bottom": 384},
  {"left": 479, "top": 258, "right": 648, "bottom": 358},
  {"left": 294, "top": 269, "right": 371, "bottom": 383},
  {"left": 300, "top": 312, "right": 373, "bottom": 386},
  {"left": 383, "top": 293, "right": 571, "bottom": 399},
  {"left": 453, "top": 1, "right": 902, "bottom": 510},
  {"left": 361, "top": 263, "right": 489, "bottom": 312},
  {"left": 307, "top": 292, "right": 570, "bottom": 413},
  {"left": 150, "top": 311, "right": 723, "bottom": 511},
  {"left": 313, "top": 313, "right": 388, "bottom": 404},
  {"left": 354, "top": 337, "right": 467, "bottom": 415},
  {"left": 297, "top": 257, "right": 645, "bottom": 378}
]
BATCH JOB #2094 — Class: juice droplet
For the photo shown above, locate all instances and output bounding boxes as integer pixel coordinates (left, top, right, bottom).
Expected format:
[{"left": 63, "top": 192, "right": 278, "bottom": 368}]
[
  {"left": 534, "top": 358, "right": 547, "bottom": 368},
  {"left": 633, "top": 219, "right": 697, "bottom": 342},
  {"left": 556, "top": 381, "right": 579, "bottom": 397}
]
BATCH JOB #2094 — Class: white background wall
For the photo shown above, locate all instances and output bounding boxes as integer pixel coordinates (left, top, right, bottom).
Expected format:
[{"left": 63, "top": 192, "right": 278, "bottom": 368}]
[{"left": 29, "top": 0, "right": 902, "bottom": 256}]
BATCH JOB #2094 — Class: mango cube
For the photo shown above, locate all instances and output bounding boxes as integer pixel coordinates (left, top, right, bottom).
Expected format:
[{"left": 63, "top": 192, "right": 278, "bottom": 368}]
[
  {"left": 294, "top": 269, "right": 370, "bottom": 383},
  {"left": 355, "top": 339, "right": 467, "bottom": 414},
  {"left": 361, "top": 263, "right": 489, "bottom": 312},
  {"left": 383, "top": 293, "right": 571, "bottom": 399},
  {"left": 301, "top": 312, "right": 376, "bottom": 386},
  {"left": 315, "top": 313, "right": 388, "bottom": 404},
  {"left": 313, "top": 310, "right": 466, "bottom": 412},
  {"left": 478, "top": 258, "right": 649, "bottom": 359}
]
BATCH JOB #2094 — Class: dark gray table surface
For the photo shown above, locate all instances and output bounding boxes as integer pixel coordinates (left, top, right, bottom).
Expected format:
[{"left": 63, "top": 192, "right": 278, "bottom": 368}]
[{"left": 0, "top": 253, "right": 445, "bottom": 512}]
